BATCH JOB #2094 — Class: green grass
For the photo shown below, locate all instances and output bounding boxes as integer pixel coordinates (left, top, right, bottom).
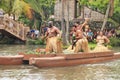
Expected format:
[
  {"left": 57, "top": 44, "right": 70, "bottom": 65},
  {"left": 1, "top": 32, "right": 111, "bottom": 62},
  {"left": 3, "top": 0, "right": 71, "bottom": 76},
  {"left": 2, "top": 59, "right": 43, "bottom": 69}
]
[
  {"left": 88, "top": 42, "right": 96, "bottom": 50},
  {"left": 62, "top": 42, "right": 97, "bottom": 50}
]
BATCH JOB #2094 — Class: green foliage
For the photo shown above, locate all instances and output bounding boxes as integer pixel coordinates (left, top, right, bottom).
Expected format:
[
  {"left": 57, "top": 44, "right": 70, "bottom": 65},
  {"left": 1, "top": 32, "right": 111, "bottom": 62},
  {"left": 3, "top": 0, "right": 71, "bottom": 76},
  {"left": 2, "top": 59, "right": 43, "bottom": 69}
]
[
  {"left": 27, "top": 39, "right": 45, "bottom": 45},
  {"left": 25, "top": 0, "right": 55, "bottom": 20},
  {"left": 26, "top": 49, "right": 46, "bottom": 54},
  {"left": 26, "top": 50, "right": 45, "bottom": 54},
  {"left": 79, "top": 0, "right": 120, "bottom": 24},
  {"left": 111, "top": 0, "right": 120, "bottom": 23},
  {"left": 0, "top": 0, "right": 14, "bottom": 14},
  {"left": 109, "top": 37, "right": 120, "bottom": 46},
  {"left": 88, "top": 42, "right": 96, "bottom": 50},
  {"left": 62, "top": 45, "right": 69, "bottom": 49},
  {"left": 18, "top": 14, "right": 32, "bottom": 26},
  {"left": 79, "top": 0, "right": 89, "bottom": 5},
  {"left": 12, "top": 0, "right": 23, "bottom": 16},
  {"left": 89, "top": 0, "right": 109, "bottom": 13}
]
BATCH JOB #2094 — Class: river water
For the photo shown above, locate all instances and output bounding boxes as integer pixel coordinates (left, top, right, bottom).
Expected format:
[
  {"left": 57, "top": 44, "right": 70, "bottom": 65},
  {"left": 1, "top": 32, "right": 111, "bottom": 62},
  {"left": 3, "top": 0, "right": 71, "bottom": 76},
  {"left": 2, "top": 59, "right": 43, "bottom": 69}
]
[{"left": 0, "top": 45, "right": 120, "bottom": 80}]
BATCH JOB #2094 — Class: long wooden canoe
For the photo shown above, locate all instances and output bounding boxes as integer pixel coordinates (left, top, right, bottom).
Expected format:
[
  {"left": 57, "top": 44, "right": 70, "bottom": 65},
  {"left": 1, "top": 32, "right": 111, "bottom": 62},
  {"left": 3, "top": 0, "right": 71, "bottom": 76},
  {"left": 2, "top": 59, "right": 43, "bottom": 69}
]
[
  {"left": 19, "top": 52, "right": 56, "bottom": 61},
  {"left": 0, "top": 55, "right": 24, "bottom": 65},
  {"left": 28, "top": 51, "right": 120, "bottom": 68}
]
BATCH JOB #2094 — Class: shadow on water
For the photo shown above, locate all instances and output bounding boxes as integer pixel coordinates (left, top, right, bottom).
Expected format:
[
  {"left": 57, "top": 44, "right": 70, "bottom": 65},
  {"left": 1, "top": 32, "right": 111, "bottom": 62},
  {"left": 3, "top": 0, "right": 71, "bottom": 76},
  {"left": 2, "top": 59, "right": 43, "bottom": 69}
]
[{"left": 0, "top": 45, "right": 120, "bottom": 80}]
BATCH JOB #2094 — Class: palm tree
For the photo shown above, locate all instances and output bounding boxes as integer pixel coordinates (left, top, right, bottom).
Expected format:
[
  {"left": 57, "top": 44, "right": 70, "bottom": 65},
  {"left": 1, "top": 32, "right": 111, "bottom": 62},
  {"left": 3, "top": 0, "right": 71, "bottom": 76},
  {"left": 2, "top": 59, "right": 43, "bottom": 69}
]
[
  {"left": 0, "top": 0, "right": 15, "bottom": 15},
  {"left": 12, "top": 0, "right": 33, "bottom": 20},
  {"left": 25, "top": 0, "right": 55, "bottom": 21}
]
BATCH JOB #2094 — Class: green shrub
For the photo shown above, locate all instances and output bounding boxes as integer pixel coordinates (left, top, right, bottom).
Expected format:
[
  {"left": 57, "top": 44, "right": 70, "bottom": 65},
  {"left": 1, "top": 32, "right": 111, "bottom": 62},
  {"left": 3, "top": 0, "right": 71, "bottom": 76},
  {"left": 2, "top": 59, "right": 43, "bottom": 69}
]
[
  {"left": 88, "top": 42, "right": 96, "bottom": 50},
  {"left": 27, "top": 39, "right": 45, "bottom": 45},
  {"left": 109, "top": 37, "right": 120, "bottom": 47}
]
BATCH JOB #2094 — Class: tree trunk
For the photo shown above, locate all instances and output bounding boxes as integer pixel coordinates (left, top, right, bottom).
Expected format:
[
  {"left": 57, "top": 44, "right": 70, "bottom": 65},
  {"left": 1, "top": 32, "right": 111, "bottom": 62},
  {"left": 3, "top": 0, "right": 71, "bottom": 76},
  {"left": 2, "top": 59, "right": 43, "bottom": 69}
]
[
  {"left": 81, "top": 5, "right": 84, "bottom": 19},
  {"left": 61, "top": 0, "right": 67, "bottom": 45},
  {"left": 13, "top": 13, "right": 16, "bottom": 20},
  {"left": 8, "top": 0, "right": 12, "bottom": 16},
  {"left": 109, "top": 0, "right": 114, "bottom": 17},
  {"left": 33, "top": 18, "right": 37, "bottom": 29},
  {"left": 65, "top": 0, "right": 70, "bottom": 45},
  {"left": 101, "top": 2, "right": 111, "bottom": 31}
]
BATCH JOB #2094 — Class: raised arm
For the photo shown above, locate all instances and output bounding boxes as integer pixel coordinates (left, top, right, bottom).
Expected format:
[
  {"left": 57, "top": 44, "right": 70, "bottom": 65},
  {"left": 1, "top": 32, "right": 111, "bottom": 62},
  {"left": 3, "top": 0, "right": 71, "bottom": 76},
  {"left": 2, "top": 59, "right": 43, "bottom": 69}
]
[{"left": 80, "top": 18, "right": 89, "bottom": 30}]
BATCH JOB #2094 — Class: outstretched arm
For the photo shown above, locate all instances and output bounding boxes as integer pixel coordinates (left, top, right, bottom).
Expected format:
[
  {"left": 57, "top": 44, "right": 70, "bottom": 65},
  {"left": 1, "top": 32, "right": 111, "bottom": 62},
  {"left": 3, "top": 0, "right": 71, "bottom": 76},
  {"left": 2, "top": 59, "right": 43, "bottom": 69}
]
[{"left": 80, "top": 18, "right": 89, "bottom": 30}]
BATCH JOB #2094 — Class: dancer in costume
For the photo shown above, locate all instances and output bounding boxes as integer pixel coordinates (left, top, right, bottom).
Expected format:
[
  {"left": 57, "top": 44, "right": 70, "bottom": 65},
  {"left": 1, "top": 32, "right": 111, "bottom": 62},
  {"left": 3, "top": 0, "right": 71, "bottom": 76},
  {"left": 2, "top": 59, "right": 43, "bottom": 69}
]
[
  {"left": 67, "top": 18, "right": 90, "bottom": 53},
  {"left": 45, "top": 21, "right": 62, "bottom": 54},
  {"left": 92, "top": 31, "right": 110, "bottom": 52}
]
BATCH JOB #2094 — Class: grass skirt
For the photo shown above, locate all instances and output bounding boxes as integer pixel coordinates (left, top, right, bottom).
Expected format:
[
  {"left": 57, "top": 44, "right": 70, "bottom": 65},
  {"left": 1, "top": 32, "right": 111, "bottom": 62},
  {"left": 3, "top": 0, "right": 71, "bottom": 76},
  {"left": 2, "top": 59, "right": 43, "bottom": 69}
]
[
  {"left": 92, "top": 44, "right": 110, "bottom": 52},
  {"left": 74, "top": 38, "right": 89, "bottom": 53},
  {"left": 45, "top": 37, "right": 62, "bottom": 53}
]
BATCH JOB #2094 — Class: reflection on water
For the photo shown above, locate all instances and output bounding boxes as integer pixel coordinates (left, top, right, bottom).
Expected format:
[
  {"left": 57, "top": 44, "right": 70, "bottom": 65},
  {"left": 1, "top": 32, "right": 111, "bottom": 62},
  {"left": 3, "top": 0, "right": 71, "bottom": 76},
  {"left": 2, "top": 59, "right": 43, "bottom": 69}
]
[{"left": 0, "top": 45, "right": 120, "bottom": 80}]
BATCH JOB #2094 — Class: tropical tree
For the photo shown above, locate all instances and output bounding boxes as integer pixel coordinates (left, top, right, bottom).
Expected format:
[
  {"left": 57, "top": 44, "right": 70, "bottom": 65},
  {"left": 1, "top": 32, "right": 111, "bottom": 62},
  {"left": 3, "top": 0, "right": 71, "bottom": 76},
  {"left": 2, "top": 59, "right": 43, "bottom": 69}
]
[
  {"left": 25, "top": 0, "right": 55, "bottom": 21},
  {"left": 79, "top": 0, "right": 89, "bottom": 18},
  {"left": 0, "top": 0, "right": 15, "bottom": 15},
  {"left": 79, "top": 0, "right": 120, "bottom": 29},
  {"left": 12, "top": 0, "right": 42, "bottom": 29},
  {"left": 12, "top": 0, "right": 33, "bottom": 20},
  {"left": 89, "top": 0, "right": 109, "bottom": 13},
  {"left": 111, "top": 0, "right": 120, "bottom": 24},
  {"left": 101, "top": 0, "right": 111, "bottom": 31}
]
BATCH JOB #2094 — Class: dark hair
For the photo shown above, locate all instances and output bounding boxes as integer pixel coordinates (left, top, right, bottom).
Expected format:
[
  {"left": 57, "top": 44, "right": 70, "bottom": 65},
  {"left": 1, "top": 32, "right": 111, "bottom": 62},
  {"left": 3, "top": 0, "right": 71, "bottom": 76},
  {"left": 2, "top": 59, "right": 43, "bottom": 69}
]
[{"left": 48, "top": 21, "right": 53, "bottom": 27}]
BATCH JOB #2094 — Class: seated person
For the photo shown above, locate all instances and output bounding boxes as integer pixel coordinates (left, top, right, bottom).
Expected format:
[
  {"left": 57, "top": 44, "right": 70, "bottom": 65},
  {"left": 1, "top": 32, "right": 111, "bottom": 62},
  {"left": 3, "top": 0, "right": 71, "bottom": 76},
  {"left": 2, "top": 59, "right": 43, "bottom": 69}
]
[{"left": 92, "top": 31, "right": 110, "bottom": 52}]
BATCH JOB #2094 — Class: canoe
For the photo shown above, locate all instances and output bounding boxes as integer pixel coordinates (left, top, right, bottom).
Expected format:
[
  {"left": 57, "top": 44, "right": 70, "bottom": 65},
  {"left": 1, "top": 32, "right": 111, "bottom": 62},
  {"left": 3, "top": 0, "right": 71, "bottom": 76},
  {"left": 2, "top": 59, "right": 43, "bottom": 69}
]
[
  {"left": 19, "top": 52, "right": 56, "bottom": 61},
  {"left": 19, "top": 51, "right": 113, "bottom": 61},
  {"left": 0, "top": 55, "right": 24, "bottom": 65},
  {"left": 29, "top": 51, "right": 120, "bottom": 68}
]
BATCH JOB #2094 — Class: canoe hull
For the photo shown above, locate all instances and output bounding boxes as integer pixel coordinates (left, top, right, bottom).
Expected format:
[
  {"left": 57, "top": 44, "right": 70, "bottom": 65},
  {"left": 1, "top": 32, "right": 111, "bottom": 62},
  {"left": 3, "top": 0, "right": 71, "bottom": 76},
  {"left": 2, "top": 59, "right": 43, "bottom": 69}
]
[
  {"left": 29, "top": 51, "right": 120, "bottom": 68},
  {"left": 19, "top": 52, "right": 56, "bottom": 60},
  {"left": 32, "top": 55, "right": 120, "bottom": 68},
  {"left": 0, "top": 55, "right": 24, "bottom": 65}
]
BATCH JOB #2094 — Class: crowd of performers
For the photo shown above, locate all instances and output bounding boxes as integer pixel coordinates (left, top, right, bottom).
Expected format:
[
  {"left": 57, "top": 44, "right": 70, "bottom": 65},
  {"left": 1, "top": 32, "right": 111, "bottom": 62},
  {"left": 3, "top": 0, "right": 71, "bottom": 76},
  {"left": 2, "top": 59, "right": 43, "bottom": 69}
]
[{"left": 43, "top": 18, "right": 111, "bottom": 54}]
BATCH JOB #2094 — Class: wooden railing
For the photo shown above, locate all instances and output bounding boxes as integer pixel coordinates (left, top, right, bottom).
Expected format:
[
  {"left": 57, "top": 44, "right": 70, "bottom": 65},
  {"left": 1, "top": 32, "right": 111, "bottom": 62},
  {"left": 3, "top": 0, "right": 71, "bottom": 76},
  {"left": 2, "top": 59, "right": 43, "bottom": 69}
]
[{"left": 0, "top": 16, "right": 30, "bottom": 41}]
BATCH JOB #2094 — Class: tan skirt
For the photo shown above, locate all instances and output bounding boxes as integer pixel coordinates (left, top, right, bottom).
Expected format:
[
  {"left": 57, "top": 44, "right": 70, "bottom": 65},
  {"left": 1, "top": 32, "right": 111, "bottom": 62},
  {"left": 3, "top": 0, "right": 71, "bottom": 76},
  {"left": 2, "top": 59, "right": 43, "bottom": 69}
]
[
  {"left": 74, "top": 38, "right": 89, "bottom": 53},
  {"left": 45, "top": 37, "right": 62, "bottom": 53},
  {"left": 92, "top": 44, "right": 110, "bottom": 52}
]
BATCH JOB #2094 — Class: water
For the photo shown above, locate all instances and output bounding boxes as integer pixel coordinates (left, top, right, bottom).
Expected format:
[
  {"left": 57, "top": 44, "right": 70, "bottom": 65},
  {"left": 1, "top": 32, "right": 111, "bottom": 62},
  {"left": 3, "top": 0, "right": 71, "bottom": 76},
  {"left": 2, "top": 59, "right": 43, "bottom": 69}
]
[{"left": 0, "top": 45, "right": 120, "bottom": 80}]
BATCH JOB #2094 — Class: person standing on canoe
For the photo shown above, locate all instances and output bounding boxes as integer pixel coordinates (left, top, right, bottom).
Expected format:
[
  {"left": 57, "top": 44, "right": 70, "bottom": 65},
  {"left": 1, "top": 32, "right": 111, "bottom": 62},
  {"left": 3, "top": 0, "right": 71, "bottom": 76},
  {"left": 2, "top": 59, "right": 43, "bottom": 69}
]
[
  {"left": 92, "top": 31, "right": 110, "bottom": 52},
  {"left": 74, "top": 18, "right": 90, "bottom": 53},
  {"left": 45, "top": 21, "right": 62, "bottom": 54},
  {"left": 67, "top": 22, "right": 82, "bottom": 50}
]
